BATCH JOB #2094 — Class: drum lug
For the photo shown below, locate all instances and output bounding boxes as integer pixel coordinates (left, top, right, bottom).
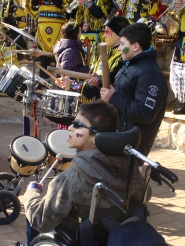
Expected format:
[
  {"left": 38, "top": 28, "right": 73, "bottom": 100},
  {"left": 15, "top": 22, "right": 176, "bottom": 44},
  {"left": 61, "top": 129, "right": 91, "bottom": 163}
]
[
  {"left": 71, "top": 102, "right": 76, "bottom": 110},
  {"left": 16, "top": 173, "right": 20, "bottom": 178},
  {"left": 16, "top": 164, "right": 22, "bottom": 178},
  {"left": 7, "top": 156, "right": 11, "bottom": 162}
]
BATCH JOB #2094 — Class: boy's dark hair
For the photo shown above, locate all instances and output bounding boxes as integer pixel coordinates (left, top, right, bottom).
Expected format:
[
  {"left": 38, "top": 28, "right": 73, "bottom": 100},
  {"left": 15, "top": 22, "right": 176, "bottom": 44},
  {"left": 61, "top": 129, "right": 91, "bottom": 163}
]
[
  {"left": 119, "top": 23, "right": 152, "bottom": 51},
  {"left": 105, "top": 15, "right": 130, "bottom": 36},
  {"left": 78, "top": 99, "right": 118, "bottom": 135},
  {"left": 111, "top": 15, "right": 130, "bottom": 28},
  {"left": 61, "top": 21, "right": 80, "bottom": 40}
]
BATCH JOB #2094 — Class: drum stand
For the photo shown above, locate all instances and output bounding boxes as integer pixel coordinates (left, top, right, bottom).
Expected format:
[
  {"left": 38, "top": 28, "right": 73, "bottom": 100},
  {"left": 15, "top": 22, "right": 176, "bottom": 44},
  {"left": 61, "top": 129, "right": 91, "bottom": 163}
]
[
  {"left": 20, "top": 53, "right": 44, "bottom": 139},
  {"left": 0, "top": 41, "right": 10, "bottom": 70},
  {"left": 0, "top": 24, "right": 55, "bottom": 224}
]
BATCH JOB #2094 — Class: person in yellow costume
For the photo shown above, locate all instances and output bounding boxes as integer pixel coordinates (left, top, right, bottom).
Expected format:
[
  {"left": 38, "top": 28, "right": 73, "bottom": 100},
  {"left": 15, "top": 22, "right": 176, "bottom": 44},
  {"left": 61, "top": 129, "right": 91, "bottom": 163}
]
[
  {"left": 33, "top": 0, "right": 71, "bottom": 80},
  {"left": 25, "top": 0, "right": 39, "bottom": 35},
  {"left": 1, "top": 0, "right": 27, "bottom": 66},
  {"left": 0, "top": 42, "right": 19, "bottom": 67},
  {"left": 75, "top": 0, "right": 115, "bottom": 68},
  {"left": 169, "top": 1, "right": 185, "bottom": 114},
  {"left": 55, "top": 15, "right": 130, "bottom": 100},
  {"left": 13, "top": 0, "right": 27, "bottom": 29}
]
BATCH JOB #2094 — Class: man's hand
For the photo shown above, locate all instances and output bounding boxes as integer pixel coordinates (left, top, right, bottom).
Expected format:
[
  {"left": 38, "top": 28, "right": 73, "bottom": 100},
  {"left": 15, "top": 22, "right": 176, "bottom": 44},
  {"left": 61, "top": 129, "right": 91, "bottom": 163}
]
[
  {"left": 100, "top": 85, "right": 115, "bottom": 102},
  {"left": 77, "top": 0, "right": 85, "bottom": 5},
  {"left": 77, "top": 0, "right": 92, "bottom": 8},
  {"left": 85, "top": 73, "right": 102, "bottom": 86},
  {"left": 55, "top": 76, "right": 71, "bottom": 90},
  {"left": 27, "top": 181, "right": 43, "bottom": 193}
]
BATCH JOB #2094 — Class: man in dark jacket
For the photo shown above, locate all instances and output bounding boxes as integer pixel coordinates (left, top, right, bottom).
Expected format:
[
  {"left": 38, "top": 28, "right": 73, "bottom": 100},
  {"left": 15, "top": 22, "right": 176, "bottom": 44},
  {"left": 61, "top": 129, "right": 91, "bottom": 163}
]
[{"left": 100, "top": 23, "right": 168, "bottom": 166}]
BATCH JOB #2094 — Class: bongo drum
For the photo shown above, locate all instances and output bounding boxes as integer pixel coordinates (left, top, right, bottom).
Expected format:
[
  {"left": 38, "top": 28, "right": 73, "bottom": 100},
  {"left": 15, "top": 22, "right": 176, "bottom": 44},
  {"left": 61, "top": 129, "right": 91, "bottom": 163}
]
[
  {"left": 45, "top": 129, "right": 76, "bottom": 171},
  {"left": 9, "top": 136, "right": 48, "bottom": 177}
]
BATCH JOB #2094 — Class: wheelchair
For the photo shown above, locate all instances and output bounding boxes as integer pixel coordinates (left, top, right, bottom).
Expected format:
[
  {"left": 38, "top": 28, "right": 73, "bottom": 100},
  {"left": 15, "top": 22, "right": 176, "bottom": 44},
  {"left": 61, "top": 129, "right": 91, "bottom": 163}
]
[{"left": 29, "top": 126, "right": 178, "bottom": 246}]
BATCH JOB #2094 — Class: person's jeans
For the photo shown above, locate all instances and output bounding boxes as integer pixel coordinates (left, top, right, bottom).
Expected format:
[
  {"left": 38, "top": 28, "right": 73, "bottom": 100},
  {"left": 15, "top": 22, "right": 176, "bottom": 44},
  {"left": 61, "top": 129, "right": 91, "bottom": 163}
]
[{"left": 26, "top": 218, "right": 40, "bottom": 246}]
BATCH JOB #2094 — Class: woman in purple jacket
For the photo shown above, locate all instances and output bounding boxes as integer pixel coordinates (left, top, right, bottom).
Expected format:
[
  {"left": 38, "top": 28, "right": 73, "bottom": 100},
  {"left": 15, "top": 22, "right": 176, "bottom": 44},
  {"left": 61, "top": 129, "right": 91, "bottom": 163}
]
[
  {"left": 52, "top": 21, "right": 90, "bottom": 129},
  {"left": 53, "top": 21, "right": 90, "bottom": 73}
]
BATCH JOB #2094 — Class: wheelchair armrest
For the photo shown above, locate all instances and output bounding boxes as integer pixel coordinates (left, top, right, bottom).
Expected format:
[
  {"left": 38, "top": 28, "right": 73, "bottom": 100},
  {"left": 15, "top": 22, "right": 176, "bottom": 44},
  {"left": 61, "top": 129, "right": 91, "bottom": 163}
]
[
  {"left": 95, "top": 127, "right": 141, "bottom": 156},
  {"left": 54, "top": 225, "right": 77, "bottom": 244},
  {"left": 99, "top": 183, "right": 127, "bottom": 214}
]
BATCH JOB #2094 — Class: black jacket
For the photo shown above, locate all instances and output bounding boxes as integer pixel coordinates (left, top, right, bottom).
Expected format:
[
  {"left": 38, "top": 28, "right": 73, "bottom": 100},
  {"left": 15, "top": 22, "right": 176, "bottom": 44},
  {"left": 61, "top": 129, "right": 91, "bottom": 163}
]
[
  {"left": 82, "top": 59, "right": 124, "bottom": 99},
  {"left": 109, "top": 49, "right": 168, "bottom": 165}
]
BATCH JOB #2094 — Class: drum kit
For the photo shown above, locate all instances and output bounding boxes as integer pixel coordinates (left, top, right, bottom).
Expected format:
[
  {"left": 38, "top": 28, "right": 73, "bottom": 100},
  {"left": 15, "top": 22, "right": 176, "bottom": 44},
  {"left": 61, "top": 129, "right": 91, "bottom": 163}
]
[
  {"left": 0, "top": 21, "right": 82, "bottom": 120},
  {"left": 0, "top": 22, "right": 81, "bottom": 225},
  {"left": 0, "top": 22, "right": 54, "bottom": 104}
]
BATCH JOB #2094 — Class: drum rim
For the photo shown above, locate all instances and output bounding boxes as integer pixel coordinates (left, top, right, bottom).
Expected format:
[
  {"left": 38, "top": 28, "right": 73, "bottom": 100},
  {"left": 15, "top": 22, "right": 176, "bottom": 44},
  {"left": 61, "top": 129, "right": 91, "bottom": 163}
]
[
  {"left": 10, "top": 135, "right": 48, "bottom": 166},
  {"left": 45, "top": 129, "right": 74, "bottom": 161},
  {"left": 44, "top": 89, "right": 81, "bottom": 97}
]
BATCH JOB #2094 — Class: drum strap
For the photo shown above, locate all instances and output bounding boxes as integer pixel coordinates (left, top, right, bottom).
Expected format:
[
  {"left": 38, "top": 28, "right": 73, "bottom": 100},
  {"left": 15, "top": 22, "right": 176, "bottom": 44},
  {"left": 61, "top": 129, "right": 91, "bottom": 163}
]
[{"left": 72, "top": 162, "right": 96, "bottom": 186}]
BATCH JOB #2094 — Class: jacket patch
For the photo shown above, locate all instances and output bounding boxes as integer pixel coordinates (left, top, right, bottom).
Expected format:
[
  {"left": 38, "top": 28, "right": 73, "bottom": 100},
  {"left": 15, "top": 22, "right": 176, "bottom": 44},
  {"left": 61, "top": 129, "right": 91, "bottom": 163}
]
[
  {"left": 148, "top": 85, "right": 158, "bottom": 96},
  {"left": 145, "top": 97, "right": 156, "bottom": 109}
]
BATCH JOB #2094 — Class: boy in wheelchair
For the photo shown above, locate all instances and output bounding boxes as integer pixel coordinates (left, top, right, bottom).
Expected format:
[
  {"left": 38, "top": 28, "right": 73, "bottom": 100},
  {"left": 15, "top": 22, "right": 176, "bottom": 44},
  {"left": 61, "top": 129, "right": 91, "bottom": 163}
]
[{"left": 16, "top": 99, "right": 151, "bottom": 246}]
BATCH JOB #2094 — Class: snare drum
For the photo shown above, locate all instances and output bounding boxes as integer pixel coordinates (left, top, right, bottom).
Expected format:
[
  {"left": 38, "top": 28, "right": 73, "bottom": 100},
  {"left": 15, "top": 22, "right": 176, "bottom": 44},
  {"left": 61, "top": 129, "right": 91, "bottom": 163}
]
[
  {"left": 41, "top": 90, "right": 81, "bottom": 118},
  {"left": 0, "top": 65, "right": 27, "bottom": 101},
  {"left": 21, "top": 67, "right": 52, "bottom": 90},
  {"left": 45, "top": 129, "right": 76, "bottom": 171},
  {"left": 9, "top": 136, "right": 48, "bottom": 177}
]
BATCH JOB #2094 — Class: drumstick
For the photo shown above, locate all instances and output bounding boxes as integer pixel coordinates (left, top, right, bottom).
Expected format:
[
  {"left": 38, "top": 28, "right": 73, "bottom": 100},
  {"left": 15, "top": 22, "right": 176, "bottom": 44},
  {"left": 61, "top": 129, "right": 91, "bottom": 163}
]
[
  {"left": 39, "top": 153, "right": 63, "bottom": 184},
  {"left": 47, "top": 66, "right": 92, "bottom": 80},
  {"left": 19, "top": 60, "right": 41, "bottom": 65},
  {"left": 99, "top": 42, "right": 110, "bottom": 89},
  {"left": 36, "top": 63, "right": 58, "bottom": 81}
]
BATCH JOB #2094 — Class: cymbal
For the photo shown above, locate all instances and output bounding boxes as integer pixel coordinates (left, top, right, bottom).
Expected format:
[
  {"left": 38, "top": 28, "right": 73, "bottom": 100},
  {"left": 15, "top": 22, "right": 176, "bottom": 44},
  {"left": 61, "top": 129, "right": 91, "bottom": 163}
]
[
  {"left": 12, "top": 48, "right": 56, "bottom": 57},
  {"left": 1, "top": 22, "right": 36, "bottom": 41},
  {"left": 0, "top": 31, "right": 24, "bottom": 50}
]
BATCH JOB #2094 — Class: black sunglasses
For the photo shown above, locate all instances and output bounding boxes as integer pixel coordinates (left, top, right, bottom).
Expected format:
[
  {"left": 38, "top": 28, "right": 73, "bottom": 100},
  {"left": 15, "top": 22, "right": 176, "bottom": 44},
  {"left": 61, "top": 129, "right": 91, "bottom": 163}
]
[{"left": 72, "top": 121, "right": 97, "bottom": 133}]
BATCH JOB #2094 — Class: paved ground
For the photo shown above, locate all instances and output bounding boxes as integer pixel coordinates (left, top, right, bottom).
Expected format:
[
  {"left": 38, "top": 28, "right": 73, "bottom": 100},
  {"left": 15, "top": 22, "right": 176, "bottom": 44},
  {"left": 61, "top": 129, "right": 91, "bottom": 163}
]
[{"left": 0, "top": 122, "right": 185, "bottom": 246}]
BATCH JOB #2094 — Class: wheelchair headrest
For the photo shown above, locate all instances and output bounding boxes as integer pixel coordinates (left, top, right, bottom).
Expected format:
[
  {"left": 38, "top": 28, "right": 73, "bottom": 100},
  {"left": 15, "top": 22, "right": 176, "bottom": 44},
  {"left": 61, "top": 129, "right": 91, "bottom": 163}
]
[{"left": 95, "top": 127, "right": 141, "bottom": 156}]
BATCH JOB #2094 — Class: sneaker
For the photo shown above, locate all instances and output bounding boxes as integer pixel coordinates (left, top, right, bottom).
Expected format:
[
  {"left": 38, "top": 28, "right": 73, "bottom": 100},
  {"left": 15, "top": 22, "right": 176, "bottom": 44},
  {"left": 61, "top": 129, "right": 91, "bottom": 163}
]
[
  {"left": 172, "top": 105, "right": 185, "bottom": 115},
  {"left": 15, "top": 242, "right": 26, "bottom": 246}
]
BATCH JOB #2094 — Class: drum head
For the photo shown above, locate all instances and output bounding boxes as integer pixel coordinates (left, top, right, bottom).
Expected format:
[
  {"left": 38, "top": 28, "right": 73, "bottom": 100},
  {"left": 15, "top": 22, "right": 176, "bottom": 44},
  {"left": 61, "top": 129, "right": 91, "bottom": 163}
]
[
  {"left": 11, "top": 136, "right": 47, "bottom": 164},
  {"left": 46, "top": 130, "right": 76, "bottom": 158},
  {"left": 45, "top": 89, "right": 81, "bottom": 97}
]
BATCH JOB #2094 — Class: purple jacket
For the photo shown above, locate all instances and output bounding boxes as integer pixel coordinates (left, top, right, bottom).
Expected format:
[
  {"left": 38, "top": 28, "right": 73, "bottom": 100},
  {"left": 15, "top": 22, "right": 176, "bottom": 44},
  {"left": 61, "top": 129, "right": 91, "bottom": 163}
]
[{"left": 53, "top": 39, "right": 90, "bottom": 73}]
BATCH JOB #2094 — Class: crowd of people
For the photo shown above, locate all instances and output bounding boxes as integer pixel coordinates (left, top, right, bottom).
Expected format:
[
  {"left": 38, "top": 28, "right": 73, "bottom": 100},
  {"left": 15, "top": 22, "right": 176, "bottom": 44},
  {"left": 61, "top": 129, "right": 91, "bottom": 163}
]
[
  {"left": 169, "top": 0, "right": 185, "bottom": 114},
  {"left": 0, "top": 0, "right": 184, "bottom": 245}
]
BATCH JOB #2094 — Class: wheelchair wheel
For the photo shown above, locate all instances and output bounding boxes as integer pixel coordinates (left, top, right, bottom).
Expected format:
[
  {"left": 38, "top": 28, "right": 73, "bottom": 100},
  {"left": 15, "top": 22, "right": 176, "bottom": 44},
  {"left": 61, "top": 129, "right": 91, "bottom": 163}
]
[
  {"left": 30, "top": 233, "right": 72, "bottom": 246},
  {"left": 0, "top": 172, "right": 21, "bottom": 196},
  {"left": 0, "top": 190, "right": 21, "bottom": 225},
  {"left": 33, "top": 242, "right": 59, "bottom": 246}
]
